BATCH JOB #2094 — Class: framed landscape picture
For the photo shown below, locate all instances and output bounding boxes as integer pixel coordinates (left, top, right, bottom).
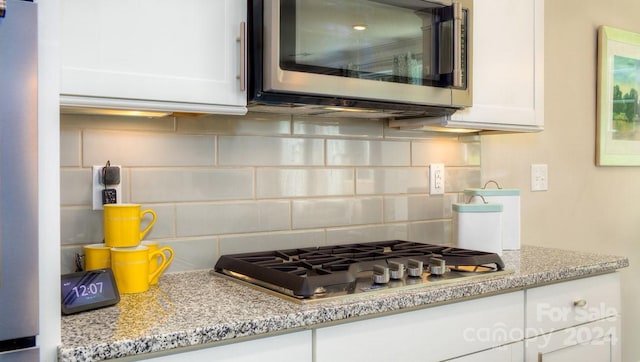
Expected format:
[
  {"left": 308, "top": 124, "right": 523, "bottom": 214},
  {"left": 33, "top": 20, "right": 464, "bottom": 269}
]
[{"left": 597, "top": 26, "right": 640, "bottom": 166}]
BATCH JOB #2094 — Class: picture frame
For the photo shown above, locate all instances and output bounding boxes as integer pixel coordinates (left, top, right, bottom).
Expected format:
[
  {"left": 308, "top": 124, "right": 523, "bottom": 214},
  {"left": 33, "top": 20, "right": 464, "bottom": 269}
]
[{"left": 597, "top": 26, "right": 640, "bottom": 166}]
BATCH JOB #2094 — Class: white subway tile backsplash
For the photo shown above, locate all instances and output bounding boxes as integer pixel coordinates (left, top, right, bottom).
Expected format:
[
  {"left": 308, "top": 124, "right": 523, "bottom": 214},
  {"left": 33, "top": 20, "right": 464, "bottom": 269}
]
[
  {"left": 60, "top": 115, "right": 481, "bottom": 274},
  {"left": 327, "top": 139, "right": 410, "bottom": 166},
  {"left": 60, "top": 207, "right": 103, "bottom": 245},
  {"left": 219, "top": 136, "right": 324, "bottom": 166},
  {"left": 412, "top": 139, "right": 481, "bottom": 166},
  {"left": 445, "top": 167, "right": 481, "bottom": 192},
  {"left": 60, "top": 130, "right": 81, "bottom": 167},
  {"left": 143, "top": 204, "right": 176, "bottom": 240},
  {"left": 131, "top": 169, "right": 253, "bottom": 203},
  {"left": 407, "top": 220, "right": 451, "bottom": 245},
  {"left": 292, "top": 197, "right": 382, "bottom": 229},
  {"left": 326, "top": 224, "right": 408, "bottom": 244},
  {"left": 383, "top": 195, "right": 456, "bottom": 223},
  {"left": 160, "top": 237, "right": 219, "bottom": 273},
  {"left": 61, "top": 169, "right": 93, "bottom": 206},
  {"left": 356, "top": 168, "right": 429, "bottom": 195},
  {"left": 219, "top": 230, "right": 325, "bottom": 254},
  {"left": 83, "top": 130, "right": 216, "bottom": 167},
  {"left": 293, "top": 117, "right": 383, "bottom": 138},
  {"left": 257, "top": 168, "right": 354, "bottom": 198},
  {"left": 178, "top": 112, "right": 291, "bottom": 135},
  {"left": 176, "top": 201, "right": 290, "bottom": 237}
]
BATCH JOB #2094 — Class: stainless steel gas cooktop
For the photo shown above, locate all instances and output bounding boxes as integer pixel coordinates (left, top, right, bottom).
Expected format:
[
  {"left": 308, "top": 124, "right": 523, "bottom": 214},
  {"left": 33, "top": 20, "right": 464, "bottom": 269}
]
[{"left": 213, "top": 240, "right": 511, "bottom": 303}]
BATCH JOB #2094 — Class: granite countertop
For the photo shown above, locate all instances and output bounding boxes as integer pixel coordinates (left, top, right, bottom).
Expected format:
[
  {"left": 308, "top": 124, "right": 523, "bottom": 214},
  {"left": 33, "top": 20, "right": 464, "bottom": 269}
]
[{"left": 58, "top": 245, "right": 629, "bottom": 361}]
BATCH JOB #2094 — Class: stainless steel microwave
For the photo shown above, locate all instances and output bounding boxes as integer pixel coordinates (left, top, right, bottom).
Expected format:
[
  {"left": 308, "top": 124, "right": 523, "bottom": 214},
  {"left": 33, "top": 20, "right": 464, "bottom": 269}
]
[{"left": 248, "top": 0, "right": 472, "bottom": 118}]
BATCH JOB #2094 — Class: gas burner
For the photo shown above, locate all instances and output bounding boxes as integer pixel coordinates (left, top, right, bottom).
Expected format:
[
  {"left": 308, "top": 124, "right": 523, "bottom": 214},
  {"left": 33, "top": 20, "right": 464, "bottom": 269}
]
[{"left": 213, "top": 240, "right": 508, "bottom": 303}]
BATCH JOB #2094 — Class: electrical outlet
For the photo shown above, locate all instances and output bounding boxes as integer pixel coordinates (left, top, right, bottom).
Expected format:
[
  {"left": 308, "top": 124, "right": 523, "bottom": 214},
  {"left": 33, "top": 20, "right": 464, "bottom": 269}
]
[
  {"left": 429, "top": 163, "right": 445, "bottom": 195},
  {"left": 531, "top": 164, "right": 548, "bottom": 191},
  {"left": 92, "top": 165, "right": 122, "bottom": 210}
]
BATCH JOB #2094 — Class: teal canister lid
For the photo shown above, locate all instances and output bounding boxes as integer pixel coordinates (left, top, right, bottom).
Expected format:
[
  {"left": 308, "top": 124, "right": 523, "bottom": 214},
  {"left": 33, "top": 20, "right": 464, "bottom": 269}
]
[
  {"left": 452, "top": 203, "right": 503, "bottom": 213},
  {"left": 464, "top": 188, "right": 520, "bottom": 197}
]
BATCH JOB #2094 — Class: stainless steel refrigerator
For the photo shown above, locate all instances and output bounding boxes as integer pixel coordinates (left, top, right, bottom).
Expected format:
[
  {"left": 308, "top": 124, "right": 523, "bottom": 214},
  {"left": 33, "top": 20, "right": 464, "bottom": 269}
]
[{"left": 0, "top": 0, "right": 39, "bottom": 360}]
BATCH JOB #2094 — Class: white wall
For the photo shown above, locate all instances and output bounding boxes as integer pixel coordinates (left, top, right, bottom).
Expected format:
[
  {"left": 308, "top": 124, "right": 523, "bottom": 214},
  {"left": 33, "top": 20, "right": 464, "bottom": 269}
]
[{"left": 481, "top": 0, "right": 640, "bottom": 360}]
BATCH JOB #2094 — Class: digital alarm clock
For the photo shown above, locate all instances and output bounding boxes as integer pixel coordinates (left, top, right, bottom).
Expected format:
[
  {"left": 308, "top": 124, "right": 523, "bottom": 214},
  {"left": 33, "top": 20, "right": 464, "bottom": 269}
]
[{"left": 61, "top": 268, "right": 120, "bottom": 315}]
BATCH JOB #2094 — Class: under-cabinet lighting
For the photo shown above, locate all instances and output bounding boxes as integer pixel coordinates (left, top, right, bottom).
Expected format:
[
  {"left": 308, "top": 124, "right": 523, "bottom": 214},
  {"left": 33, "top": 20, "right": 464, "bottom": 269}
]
[
  {"left": 402, "top": 125, "right": 479, "bottom": 133},
  {"left": 61, "top": 107, "right": 172, "bottom": 118},
  {"left": 352, "top": 24, "right": 367, "bottom": 31},
  {"left": 323, "top": 106, "right": 378, "bottom": 113},
  {"left": 388, "top": 117, "right": 480, "bottom": 134}
]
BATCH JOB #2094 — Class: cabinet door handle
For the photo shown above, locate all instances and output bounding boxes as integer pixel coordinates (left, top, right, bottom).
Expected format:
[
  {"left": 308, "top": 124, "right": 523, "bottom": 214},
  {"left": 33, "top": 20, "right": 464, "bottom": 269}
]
[
  {"left": 237, "top": 21, "right": 246, "bottom": 92},
  {"left": 573, "top": 299, "right": 588, "bottom": 308}
]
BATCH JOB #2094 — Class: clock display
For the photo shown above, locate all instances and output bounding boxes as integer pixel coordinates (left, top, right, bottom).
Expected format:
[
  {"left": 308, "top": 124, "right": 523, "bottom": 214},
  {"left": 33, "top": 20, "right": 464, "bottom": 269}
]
[{"left": 61, "top": 268, "right": 120, "bottom": 315}]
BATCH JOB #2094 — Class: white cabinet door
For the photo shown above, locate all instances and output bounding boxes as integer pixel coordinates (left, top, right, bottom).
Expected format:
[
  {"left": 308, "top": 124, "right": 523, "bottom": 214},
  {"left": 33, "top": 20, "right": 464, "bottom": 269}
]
[
  {"left": 143, "top": 330, "right": 312, "bottom": 362},
  {"left": 525, "top": 273, "right": 621, "bottom": 337},
  {"left": 525, "top": 273, "right": 622, "bottom": 362},
  {"left": 448, "top": 0, "right": 544, "bottom": 132},
  {"left": 525, "top": 318, "right": 621, "bottom": 362},
  {"left": 447, "top": 341, "right": 523, "bottom": 362},
  {"left": 60, "top": 0, "right": 247, "bottom": 115},
  {"left": 315, "top": 291, "right": 524, "bottom": 362}
]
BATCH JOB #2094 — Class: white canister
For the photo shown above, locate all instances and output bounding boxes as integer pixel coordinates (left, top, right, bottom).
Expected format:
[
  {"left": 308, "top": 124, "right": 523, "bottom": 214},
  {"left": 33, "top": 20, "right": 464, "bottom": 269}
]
[
  {"left": 452, "top": 202, "right": 503, "bottom": 255},
  {"left": 464, "top": 187, "right": 521, "bottom": 250}
]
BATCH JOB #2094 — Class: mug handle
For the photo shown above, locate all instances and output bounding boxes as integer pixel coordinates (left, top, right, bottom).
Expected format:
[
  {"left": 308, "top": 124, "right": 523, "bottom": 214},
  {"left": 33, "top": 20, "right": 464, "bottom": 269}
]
[
  {"left": 139, "top": 209, "right": 157, "bottom": 240},
  {"left": 148, "top": 250, "right": 168, "bottom": 284},
  {"left": 158, "top": 246, "right": 174, "bottom": 267}
]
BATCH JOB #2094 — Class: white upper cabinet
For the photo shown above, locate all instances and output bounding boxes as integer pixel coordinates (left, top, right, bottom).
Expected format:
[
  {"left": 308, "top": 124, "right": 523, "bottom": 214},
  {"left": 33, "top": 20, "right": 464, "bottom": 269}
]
[
  {"left": 447, "top": 0, "right": 544, "bottom": 132},
  {"left": 60, "top": 0, "right": 247, "bottom": 115}
]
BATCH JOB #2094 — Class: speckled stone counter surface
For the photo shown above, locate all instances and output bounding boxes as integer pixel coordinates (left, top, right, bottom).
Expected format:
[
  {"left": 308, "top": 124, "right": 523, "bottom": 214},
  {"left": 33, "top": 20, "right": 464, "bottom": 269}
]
[{"left": 59, "top": 245, "right": 629, "bottom": 361}]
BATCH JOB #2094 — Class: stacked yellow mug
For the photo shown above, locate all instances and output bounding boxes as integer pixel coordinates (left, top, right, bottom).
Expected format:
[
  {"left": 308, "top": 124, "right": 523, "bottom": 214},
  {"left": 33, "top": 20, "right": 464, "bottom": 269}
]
[{"left": 84, "top": 204, "right": 174, "bottom": 294}]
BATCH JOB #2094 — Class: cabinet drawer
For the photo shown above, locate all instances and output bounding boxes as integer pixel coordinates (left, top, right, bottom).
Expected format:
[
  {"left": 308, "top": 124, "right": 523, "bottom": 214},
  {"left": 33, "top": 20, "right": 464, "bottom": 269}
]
[
  {"left": 526, "top": 273, "right": 620, "bottom": 337},
  {"left": 315, "top": 291, "right": 524, "bottom": 362},
  {"left": 524, "top": 318, "right": 621, "bottom": 362}
]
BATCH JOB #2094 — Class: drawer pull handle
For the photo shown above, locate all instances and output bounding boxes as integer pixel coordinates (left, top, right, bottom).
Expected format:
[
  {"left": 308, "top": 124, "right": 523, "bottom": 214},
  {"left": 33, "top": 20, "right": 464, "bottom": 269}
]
[{"left": 573, "top": 299, "right": 588, "bottom": 308}]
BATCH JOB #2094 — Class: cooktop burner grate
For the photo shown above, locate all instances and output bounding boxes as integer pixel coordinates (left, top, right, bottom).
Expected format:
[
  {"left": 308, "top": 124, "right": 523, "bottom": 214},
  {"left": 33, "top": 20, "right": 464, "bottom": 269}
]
[{"left": 214, "top": 240, "right": 505, "bottom": 299}]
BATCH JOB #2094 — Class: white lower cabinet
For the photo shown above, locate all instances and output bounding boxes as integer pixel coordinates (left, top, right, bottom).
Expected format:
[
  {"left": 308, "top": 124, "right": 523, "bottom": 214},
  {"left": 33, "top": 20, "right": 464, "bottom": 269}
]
[
  {"left": 314, "top": 291, "right": 524, "bottom": 362},
  {"left": 525, "top": 318, "right": 620, "bottom": 362},
  {"left": 142, "top": 330, "right": 312, "bottom": 362},
  {"left": 447, "top": 341, "right": 524, "bottom": 362},
  {"left": 524, "top": 273, "right": 621, "bottom": 362}
]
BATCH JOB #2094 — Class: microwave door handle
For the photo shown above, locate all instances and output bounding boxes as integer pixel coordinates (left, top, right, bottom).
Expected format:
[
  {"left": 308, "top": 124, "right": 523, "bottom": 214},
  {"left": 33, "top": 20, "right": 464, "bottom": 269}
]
[{"left": 452, "top": 2, "right": 463, "bottom": 88}]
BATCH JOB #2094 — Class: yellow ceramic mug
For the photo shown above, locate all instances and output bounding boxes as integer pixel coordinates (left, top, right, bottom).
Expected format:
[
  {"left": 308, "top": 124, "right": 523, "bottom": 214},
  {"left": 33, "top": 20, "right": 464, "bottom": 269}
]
[
  {"left": 104, "top": 204, "right": 157, "bottom": 247},
  {"left": 111, "top": 246, "right": 169, "bottom": 294},
  {"left": 83, "top": 243, "right": 111, "bottom": 270},
  {"left": 141, "top": 241, "right": 174, "bottom": 285}
]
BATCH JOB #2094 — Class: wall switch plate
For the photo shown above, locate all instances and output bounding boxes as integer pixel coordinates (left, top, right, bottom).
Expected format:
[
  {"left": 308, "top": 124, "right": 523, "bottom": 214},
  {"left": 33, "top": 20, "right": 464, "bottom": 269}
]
[
  {"left": 429, "top": 163, "right": 445, "bottom": 195},
  {"left": 531, "top": 164, "right": 548, "bottom": 191},
  {"left": 92, "top": 165, "right": 122, "bottom": 210}
]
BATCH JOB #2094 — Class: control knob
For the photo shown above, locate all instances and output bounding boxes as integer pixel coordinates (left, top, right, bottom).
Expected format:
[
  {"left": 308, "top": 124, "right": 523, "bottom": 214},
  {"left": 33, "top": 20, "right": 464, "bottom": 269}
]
[
  {"left": 428, "top": 257, "right": 447, "bottom": 276},
  {"left": 389, "top": 261, "right": 405, "bottom": 280},
  {"left": 372, "top": 265, "right": 390, "bottom": 284},
  {"left": 407, "top": 259, "right": 424, "bottom": 277}
]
